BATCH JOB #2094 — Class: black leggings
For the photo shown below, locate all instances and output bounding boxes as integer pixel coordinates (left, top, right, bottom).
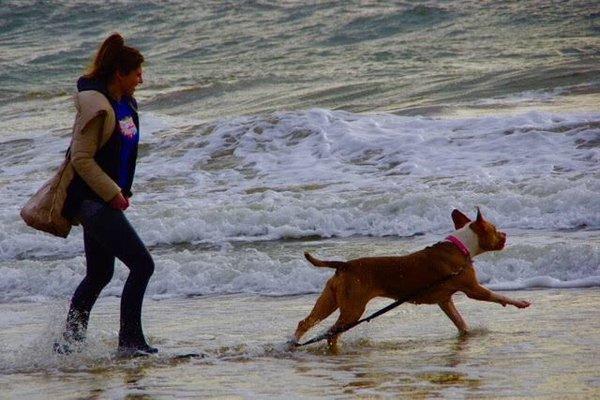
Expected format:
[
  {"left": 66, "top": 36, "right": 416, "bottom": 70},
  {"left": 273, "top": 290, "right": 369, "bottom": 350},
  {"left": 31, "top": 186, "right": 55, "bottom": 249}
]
[{"left": 65, "top": 200, "right": 154, "bottom": 348}]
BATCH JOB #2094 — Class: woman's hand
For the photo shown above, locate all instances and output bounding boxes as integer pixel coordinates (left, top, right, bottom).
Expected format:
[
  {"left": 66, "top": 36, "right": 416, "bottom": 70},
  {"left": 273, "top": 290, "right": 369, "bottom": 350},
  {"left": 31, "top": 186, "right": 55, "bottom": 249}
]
[{"left": 109, "top": 192, "right": 130, "bottom": 210}]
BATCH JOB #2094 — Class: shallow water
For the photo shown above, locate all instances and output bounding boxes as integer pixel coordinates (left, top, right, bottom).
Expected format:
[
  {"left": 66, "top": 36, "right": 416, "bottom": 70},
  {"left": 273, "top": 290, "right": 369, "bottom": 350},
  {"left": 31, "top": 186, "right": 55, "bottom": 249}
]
[{"left": 1, "top": 289, "right": 599, "bottom": 399}]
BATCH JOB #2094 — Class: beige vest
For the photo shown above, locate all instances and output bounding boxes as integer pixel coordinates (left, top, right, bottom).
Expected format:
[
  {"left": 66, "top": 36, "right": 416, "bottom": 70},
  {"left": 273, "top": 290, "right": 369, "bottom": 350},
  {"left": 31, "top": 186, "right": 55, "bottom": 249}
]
[{"left": 20, "top": 90, "right": 120, "bottom": 238}]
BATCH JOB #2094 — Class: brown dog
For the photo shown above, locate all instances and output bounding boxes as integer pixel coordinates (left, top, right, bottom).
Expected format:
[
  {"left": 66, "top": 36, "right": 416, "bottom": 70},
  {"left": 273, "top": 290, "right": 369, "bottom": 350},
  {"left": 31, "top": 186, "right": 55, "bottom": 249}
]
[{"left": 293, "top": 208, "right": 531, "bottom": 348}]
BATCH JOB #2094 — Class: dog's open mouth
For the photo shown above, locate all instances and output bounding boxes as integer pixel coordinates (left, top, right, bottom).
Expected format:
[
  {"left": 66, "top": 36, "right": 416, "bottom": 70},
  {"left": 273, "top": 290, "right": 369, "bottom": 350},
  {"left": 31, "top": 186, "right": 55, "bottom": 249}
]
[{"left": 498, "top": 237, "right": 506, "bottom": 249}]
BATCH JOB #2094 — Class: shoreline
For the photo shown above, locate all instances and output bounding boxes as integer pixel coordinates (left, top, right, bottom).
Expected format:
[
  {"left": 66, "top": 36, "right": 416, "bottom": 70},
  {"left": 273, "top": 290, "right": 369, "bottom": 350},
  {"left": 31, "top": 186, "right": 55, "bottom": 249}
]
[{"left": 1, "top": 288, "right": 599, "bottom": 399}]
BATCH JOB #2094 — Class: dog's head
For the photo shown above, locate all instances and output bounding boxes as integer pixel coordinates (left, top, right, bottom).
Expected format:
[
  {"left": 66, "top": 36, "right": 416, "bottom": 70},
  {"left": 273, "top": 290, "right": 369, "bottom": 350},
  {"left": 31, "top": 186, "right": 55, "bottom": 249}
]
[{"left": 451, "top": 208, "right": 506, "bottom": 252}]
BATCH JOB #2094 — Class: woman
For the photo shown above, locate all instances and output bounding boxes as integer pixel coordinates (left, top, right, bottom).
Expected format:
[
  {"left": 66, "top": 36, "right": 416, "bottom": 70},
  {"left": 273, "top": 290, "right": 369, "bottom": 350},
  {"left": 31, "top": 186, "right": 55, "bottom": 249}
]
[{"left": 56, "top": 33, "right": 156, "bottom": 356}]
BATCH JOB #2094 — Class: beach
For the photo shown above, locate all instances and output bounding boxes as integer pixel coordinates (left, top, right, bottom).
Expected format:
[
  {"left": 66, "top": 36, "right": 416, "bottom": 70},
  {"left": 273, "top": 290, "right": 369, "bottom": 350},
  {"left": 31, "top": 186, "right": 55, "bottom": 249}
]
[
  {"left": 1, "top": 1, "right": 599, "bottom": 398},
  {"left": 1, "top": 288, "right": 599, "bottom": 399}
]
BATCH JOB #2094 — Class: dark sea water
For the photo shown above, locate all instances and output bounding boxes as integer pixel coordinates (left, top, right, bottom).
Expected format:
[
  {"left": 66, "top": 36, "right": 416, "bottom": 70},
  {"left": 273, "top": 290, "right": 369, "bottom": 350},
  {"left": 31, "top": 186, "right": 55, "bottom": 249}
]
[{"left": 2, "top": 1, "right": 599, "bottom": 120}]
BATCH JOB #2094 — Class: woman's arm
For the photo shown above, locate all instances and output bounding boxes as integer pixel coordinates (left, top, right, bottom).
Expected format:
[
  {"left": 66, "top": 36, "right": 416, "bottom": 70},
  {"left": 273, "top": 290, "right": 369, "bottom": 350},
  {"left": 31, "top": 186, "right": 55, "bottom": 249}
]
[{"left": 70, "top": 114, "right": 122, "bottom": 203}]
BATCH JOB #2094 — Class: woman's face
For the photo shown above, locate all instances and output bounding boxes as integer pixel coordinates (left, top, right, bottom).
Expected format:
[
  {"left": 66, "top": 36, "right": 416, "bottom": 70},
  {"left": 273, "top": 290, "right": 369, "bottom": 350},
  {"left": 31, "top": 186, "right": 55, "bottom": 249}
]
[{"left": 117, "top": 66, "right": 143, "bottom": 97}]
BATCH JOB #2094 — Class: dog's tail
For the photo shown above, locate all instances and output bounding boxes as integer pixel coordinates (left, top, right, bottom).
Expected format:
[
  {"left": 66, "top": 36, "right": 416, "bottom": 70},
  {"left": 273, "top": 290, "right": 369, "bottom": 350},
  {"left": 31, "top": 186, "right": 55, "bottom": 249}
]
[{"left": 304, "top": 252, "right": 349, "bottom": 269}]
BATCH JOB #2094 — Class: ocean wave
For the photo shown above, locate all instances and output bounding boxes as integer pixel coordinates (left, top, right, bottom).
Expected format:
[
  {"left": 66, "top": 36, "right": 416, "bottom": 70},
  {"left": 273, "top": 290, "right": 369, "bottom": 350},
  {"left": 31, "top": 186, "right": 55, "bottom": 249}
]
[
  {"left": 324, "top": 5, "right": 454, "bottom": 45},
  {"left": 1, "top": 232, "right": 597, "bottom": 303},
  {"left": 3, "top": 108, "right": 599, "bottom": 262}
]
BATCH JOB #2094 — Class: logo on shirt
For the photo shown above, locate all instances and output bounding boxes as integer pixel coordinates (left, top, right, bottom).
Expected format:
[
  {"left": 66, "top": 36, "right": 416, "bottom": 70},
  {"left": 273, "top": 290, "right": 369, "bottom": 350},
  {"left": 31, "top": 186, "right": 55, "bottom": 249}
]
[{"left": 119, "top": 116, "right": 137, "bottom": 139}]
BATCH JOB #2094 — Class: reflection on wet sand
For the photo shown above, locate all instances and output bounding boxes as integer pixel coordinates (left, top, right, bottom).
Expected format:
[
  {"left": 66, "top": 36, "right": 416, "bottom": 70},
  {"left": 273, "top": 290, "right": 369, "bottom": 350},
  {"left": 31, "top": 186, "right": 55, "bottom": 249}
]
[
  {"left": 290, "top": 333, "right": 486, "bottom": 398},
  {"left": 2, "top": 289, "right": 598, "bottom": 398}
]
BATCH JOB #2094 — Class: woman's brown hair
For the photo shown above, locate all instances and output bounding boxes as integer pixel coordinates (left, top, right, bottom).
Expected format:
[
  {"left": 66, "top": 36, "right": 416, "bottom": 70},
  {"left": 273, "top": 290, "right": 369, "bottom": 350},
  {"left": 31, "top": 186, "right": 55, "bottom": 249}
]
[{"left": 85, "top": 33, "right": 144, "bottom": 82}]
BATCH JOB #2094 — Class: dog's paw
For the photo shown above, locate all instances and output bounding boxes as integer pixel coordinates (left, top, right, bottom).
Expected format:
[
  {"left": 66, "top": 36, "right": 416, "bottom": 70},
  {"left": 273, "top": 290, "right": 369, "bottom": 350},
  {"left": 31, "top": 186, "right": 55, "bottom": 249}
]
[
  {"left": 284, "top": 339, "right": 300, "bottom": 350},
  {"left": 513, "top": 300, "right": 531, "bottom": 308}
]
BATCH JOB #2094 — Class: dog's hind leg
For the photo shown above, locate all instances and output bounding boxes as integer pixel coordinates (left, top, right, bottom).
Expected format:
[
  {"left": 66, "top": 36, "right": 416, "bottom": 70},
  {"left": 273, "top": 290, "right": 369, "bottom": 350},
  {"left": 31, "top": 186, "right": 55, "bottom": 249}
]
[
  {"left": 325, "top": 298, "right": 367, "bottom": 349},
  {"left": 293, "top": 279, "right": 338, "bottom": 342}
]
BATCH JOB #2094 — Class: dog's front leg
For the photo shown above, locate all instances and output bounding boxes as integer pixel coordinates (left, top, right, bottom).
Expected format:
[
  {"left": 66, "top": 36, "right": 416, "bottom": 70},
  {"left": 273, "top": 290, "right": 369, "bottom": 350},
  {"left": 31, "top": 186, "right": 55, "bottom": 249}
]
[
  {"left": 464, "top": 284, "right": 531, "bottom": 308},
  {"left": 438, "top": 298, "right": 469, "bottom": 334}
]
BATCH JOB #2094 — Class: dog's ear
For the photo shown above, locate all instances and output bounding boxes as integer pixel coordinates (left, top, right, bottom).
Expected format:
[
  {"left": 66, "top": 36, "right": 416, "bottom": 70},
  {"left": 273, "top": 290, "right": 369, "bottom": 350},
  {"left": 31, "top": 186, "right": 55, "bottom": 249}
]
[
  {"left": 451, "top": 209, "right": 471, "bottom": 229},
  {"left": 475, "top": 207, "right": 484, "bottom": 224}
]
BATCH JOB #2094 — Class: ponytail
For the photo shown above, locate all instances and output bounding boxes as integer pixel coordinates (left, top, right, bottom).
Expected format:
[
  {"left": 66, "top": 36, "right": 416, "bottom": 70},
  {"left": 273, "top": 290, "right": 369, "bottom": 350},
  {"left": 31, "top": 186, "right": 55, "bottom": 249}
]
[{"left": 85, "top": 33, "right": 144, "bottom": 82}]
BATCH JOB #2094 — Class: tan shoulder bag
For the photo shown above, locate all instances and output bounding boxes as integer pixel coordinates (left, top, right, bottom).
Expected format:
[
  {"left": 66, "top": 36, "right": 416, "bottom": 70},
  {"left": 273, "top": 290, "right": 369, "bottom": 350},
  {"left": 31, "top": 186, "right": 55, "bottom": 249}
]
[{"left": 19, "top": 149, "right": 75, "bottom": 238}]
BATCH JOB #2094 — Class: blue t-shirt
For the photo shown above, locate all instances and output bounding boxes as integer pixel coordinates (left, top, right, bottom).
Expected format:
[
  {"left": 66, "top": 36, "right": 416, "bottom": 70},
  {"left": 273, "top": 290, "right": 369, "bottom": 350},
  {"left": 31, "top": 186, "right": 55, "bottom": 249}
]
[{"left": 115, "top": 99, "right": 139, "bottom": 190}]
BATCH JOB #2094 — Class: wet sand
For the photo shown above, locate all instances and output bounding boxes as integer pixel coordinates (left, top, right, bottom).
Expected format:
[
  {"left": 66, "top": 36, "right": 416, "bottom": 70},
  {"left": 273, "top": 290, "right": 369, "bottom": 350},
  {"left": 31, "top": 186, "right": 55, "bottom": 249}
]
[{"left": 1, "top": 288, "right": 599, "bottom": 399}]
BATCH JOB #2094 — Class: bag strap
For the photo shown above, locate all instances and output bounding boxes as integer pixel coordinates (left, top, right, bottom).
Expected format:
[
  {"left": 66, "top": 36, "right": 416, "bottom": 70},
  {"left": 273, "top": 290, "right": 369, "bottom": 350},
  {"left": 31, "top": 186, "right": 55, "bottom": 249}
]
[{"left": 65, "top": 109, "right": 110, "bottom": 161}]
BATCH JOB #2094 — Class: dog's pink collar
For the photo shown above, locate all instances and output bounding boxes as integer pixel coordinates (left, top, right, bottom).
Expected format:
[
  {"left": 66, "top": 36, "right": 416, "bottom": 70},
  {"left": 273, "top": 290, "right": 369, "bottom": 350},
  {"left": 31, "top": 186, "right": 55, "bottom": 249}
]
[{"left": 445, "top": 235, "right": 471, "bottom": 259}]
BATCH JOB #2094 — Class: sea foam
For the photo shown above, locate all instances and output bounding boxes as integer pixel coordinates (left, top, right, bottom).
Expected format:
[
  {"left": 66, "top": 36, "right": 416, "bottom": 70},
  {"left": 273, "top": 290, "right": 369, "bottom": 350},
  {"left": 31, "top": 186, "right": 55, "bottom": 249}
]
[{"left": 2, "top": 108, "right": 598, "bottom": 300}]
